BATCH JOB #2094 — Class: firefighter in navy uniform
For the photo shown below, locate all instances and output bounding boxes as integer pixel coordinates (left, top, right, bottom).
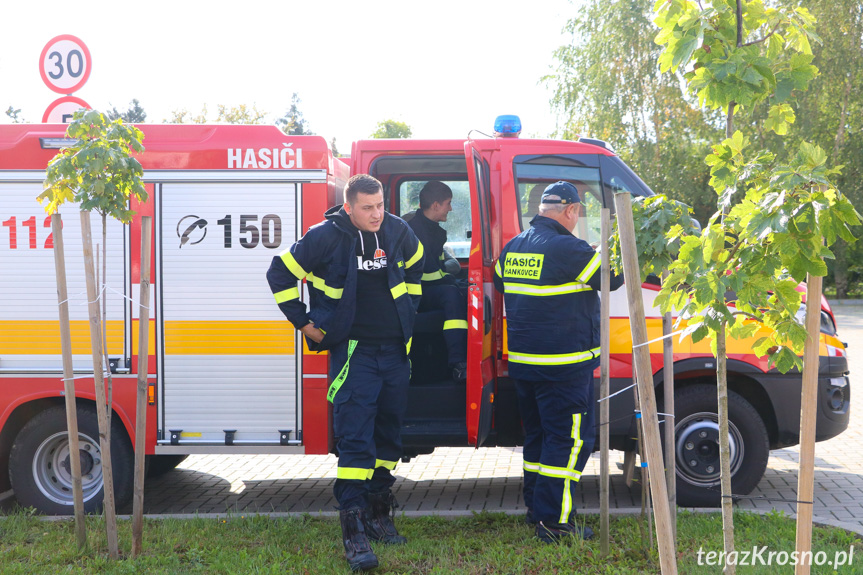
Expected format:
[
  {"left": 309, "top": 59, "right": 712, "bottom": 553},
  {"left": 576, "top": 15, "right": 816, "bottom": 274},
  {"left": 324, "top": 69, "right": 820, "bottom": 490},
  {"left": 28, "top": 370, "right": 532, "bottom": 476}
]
[
  {"left": 266, "top": 174, "right": 424, "bottom": 572},
  {"left": 493, "top": 181, "right": 624, "bottom": 543},
  {"left": 407, "top": 181, "right": 468, "bottom": 382}
]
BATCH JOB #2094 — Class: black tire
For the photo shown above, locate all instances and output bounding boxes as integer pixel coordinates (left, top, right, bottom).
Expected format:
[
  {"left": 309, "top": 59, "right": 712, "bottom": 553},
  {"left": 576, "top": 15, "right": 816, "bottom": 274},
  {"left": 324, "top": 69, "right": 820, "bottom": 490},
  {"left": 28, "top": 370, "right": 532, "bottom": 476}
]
[
  {"left": 8, "top": 405, "right": 134, "bottom": 515},
  {"left": 664, "top": 384, "right": 769, "bottom": 508},
  {"left": 146, "top": 454, "right": 189, "bottom": 477}
]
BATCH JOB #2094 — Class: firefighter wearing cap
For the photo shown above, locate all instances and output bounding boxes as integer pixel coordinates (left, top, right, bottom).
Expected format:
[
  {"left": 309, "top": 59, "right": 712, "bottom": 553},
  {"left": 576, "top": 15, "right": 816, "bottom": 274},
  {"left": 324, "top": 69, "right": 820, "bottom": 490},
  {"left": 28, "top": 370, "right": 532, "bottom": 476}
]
[
  {"left": 407, "top": 181, "right": 468, "bottom": 382},
  {"left": 266, "top": 174, "right": 424, "bottom": 572},
  {"left": 493, "top": 181, "right": 623, "bottom": 543}
]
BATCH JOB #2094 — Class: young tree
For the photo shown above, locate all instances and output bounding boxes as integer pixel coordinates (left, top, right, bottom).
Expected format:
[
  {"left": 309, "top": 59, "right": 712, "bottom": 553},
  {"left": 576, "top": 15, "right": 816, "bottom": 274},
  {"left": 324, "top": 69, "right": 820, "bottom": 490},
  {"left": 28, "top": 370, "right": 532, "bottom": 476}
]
[
  {"left": 371, "top": 119, "right": 412, "bottom": 139},
  {"left": 654, "top": 1, "right": 860, "bottom": 570},
  {"left": 39, "top": 109, "right": 147, "bottom": 559},
  {"left": 216, "top": 103, "right": 267, "bottom": 124}
]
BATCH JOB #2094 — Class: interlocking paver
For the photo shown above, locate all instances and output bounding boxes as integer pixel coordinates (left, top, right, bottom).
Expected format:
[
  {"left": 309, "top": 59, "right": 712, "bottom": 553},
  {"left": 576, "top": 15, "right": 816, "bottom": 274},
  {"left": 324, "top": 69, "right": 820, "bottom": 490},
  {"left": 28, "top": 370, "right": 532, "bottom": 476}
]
[{"left": 117, "top": 307, "right": 863, "bottom": 532}]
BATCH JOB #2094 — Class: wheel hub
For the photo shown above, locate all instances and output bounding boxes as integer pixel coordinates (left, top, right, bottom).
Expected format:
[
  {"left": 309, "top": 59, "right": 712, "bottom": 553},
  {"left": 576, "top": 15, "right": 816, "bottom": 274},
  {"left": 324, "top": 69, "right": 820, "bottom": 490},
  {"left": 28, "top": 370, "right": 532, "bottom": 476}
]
[
  {"left": 675, "top": 413, "right": 743, "bottom": 486},
  {"left": 33, "top": 432, "right": 103, "bottom": 505}
]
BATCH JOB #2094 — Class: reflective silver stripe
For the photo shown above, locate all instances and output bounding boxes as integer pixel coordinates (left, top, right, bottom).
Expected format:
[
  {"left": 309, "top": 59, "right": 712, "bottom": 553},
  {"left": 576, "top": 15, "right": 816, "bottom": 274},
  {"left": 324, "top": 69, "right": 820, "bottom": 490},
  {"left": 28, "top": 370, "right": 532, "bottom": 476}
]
[
  {"left": 523, "top": 460, "right": 540, "bottom": 473},
  {"left": 537, "top": 466, "right": 582, "bottom": 481},
  {"left": 503, "top": 282, "right": 590, "bottom": 296}
]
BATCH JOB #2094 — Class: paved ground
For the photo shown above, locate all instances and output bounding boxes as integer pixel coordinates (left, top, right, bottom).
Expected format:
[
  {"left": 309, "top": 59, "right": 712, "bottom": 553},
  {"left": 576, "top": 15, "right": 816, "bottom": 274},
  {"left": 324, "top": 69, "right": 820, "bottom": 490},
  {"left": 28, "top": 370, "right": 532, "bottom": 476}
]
[{"left": 123, "top": 307, "right": 862, "bottom": 532}]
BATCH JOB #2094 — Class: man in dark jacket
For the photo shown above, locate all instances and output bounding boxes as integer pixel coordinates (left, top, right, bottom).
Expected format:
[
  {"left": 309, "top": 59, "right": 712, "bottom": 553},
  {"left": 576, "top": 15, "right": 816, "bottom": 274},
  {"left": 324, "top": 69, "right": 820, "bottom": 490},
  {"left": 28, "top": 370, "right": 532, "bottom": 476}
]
[
  {"left": 267, "top": 174, "right": 424, "bottom": 571},
  {"left": 493, "top": 181, "right": 624, "bottom": 543},
  {"left": 407, "top": 181, "right": 467, "bottom": 382}
]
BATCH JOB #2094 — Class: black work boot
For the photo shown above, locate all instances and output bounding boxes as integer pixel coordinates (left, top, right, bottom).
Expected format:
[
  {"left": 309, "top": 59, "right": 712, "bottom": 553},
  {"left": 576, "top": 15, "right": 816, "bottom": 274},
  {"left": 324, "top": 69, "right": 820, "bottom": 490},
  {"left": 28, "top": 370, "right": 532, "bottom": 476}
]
[
  {"left": 364, "top": 491, "right": 408, "bottom": 545},
  {"left": 339, "top": 508, "right": 379, "bottom": 572}
]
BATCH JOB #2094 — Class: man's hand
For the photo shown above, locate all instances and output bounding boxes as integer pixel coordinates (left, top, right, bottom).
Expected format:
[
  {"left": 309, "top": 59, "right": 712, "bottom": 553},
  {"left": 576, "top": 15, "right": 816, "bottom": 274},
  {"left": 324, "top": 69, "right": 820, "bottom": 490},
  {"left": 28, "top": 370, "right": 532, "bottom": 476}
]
[{"left": 300, "top": 322, "right": 325, "bottom": 343}]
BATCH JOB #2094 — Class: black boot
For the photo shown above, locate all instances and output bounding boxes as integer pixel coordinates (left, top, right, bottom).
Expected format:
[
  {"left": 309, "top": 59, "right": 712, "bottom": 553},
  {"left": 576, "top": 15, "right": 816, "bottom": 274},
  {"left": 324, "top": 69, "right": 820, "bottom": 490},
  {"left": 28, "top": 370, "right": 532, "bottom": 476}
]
[
  {"left": 364, "top": 491, "right": 408, "bottom": 545},
  {"left": 339, "top": 508, "right": 379, "bottom": 572}
]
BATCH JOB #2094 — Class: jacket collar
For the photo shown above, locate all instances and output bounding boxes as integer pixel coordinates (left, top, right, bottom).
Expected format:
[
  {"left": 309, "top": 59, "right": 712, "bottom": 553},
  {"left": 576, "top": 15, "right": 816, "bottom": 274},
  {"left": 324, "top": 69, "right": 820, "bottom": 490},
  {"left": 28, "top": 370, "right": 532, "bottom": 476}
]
[{"left": 529, "top": 214, "right": 572, "bottom": 236}]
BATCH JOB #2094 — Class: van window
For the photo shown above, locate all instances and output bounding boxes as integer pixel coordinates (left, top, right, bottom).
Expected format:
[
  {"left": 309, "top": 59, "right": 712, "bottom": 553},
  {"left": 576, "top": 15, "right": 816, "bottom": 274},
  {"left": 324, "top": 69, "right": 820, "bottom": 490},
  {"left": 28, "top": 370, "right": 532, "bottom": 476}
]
[
  {"left": 398, "top": 180, "right": 471, "bottom": 258},
  {"left": 513, "top": 156, "right": 603, "bottom": 246}
]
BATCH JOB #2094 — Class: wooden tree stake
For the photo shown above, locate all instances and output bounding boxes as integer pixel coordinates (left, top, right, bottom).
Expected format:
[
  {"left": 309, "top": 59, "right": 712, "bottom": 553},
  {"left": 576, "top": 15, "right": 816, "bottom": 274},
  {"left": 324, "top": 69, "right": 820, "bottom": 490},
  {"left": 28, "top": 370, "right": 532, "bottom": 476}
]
[
  {"left": 662, "top": 270, "right": 677, "bottom": 539},
  {"left": 614, "top": 192, "right": 678, "bottom": 574},
  {"left": 81, "top": 211, "right": 119, "bottom": 559},
  {"left": 132, "top": 216, "right": 152, "bottom": 557},
  {"left": 795, "top": 270, "right": 823, "bottom": 575},
  {"left": 599, "top": 208, "right": 611, "bottom": 556},
  {"left": 51, "top": 214, "right": 87, "bottom": 550}
]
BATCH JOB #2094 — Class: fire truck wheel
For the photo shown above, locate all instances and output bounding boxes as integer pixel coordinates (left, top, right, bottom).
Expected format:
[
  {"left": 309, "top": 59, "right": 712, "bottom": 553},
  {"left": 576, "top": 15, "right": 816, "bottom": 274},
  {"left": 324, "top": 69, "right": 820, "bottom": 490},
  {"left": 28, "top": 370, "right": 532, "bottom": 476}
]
[
  {"left": 8, "top": 405, "right": 134, "bottom": 515},
  {"left": 146, "top": 454, "right": 189, "bottom": 477},
  {"left": 664, "top": 384, "right": 770, "bottom": 508}
]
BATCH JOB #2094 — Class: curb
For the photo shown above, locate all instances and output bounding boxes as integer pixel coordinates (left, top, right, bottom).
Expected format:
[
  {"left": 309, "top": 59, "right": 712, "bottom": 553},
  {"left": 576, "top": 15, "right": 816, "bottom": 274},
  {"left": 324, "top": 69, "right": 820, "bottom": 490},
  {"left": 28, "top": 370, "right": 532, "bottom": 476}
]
[{"left": 828, "top": 300, "right": 863, "bottom": 306}]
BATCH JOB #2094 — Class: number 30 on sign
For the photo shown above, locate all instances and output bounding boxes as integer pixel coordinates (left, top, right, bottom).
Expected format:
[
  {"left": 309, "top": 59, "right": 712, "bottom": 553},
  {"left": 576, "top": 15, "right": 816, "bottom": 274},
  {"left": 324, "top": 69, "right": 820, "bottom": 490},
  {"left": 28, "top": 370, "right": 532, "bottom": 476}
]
[{"left": 39, "top": 34, "right": 91, "bottom": 94}]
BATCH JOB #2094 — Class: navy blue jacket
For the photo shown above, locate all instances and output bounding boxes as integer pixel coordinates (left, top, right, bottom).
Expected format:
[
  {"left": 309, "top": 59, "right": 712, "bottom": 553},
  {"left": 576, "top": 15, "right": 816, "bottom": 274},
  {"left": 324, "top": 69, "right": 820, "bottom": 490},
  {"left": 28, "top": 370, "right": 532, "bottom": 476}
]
[
  {"left": 407, "top": 209, "right": 455, "bottom": 286},
  {"left": 266, "top": 206, "right": 425, "bottom": 352},
  {"left": 493, "top": 215, "right": 624, "bottom": 381}
]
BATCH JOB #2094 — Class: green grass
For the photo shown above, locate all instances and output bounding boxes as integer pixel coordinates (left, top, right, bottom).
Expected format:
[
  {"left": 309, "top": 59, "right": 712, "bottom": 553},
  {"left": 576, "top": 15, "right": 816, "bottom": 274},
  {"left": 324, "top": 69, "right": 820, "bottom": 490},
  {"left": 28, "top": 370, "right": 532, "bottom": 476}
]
[{"left": 0, "top": 509, "right": 860, "bottom": 574}]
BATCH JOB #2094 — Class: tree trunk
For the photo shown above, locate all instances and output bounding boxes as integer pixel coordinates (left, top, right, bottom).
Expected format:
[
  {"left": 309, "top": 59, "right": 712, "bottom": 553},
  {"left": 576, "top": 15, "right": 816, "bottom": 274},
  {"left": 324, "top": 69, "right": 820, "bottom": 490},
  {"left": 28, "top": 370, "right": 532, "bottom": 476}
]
[
  {"left": 717, "top": 326, "right": 736, "bottom": 575},
  {"left": 80, "top": 212, "right": 119, "bottom": 559}
]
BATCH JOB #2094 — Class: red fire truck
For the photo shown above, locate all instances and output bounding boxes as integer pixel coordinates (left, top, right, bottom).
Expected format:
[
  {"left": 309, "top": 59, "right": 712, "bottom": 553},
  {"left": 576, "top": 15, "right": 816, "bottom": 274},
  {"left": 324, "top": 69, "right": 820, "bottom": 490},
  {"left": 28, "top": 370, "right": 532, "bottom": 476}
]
[{"left": 0, "top": 120, "right": 850, "bottom": 514}]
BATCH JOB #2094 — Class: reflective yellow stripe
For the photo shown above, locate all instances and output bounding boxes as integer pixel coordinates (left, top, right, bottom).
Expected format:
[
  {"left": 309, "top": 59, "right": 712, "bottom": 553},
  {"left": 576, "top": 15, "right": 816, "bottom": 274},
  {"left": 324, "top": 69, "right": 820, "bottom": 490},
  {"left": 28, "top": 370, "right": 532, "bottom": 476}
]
[
  {"left": 443, "top": 319, "right": 468, "bottom": 330},
  {"left": 576, "top": 252, "right": 601, "bottom": 283},
  {"left": 503, "top": 282, "right": 591, "bottom": 296},
  {"left": 406, "top": 241, "right": 424, "bottom": 268},
  {"left": 406, "top": 337, "right": 412, "bottom": 355},
  {"left": 375, "top": 459, "right": 398, "bottom": 470},
  {"left": 337, "top": 467, "right": 374, "bottom": 480},
  {"left": 523, "top": 460, "right": 540, "bottom": 474},
  {"left": 307, "top": 272, "right": 344, "bottom": 299},
  {"left": 422, "top": 270, "right": 445, "bottom": 282},
  {"left": 391, "top": 282, "right": 407, "bottom": 299},
  {"left": 560, "top": 412, "right": 583, "bottom": 523},
  {"left": 406, "top": 282, "right": 422, "bottom": 296},
  {"left": 273, "top": 287, "right": 300, "bottom": 303},
  {"left": 494, "top": 260, "right": 502, "bottom": 277},
  {"left": 507, "top": 347, "right": 600, "bottom": 365},
  {"left": 280, "top": 251, "right": 308, "bottom": 280},
  {"left": 537, "top": 465, "right": 582, "bottom": 482}
]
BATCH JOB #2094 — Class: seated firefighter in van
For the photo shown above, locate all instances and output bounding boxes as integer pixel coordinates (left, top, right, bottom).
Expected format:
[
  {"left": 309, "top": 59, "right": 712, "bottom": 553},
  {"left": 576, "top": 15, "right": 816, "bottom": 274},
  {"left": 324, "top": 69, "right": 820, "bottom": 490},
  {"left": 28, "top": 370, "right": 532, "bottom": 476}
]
[{"left": 407, "top": 181, "right": 468, "bottom": 383}]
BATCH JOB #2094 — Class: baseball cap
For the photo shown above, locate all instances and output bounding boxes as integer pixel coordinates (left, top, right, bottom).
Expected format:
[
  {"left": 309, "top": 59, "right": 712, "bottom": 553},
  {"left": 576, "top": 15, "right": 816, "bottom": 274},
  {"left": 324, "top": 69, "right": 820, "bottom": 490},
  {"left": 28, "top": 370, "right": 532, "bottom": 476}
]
[{"left": 540, "top": 181, "right": 581, "bottom": 204}]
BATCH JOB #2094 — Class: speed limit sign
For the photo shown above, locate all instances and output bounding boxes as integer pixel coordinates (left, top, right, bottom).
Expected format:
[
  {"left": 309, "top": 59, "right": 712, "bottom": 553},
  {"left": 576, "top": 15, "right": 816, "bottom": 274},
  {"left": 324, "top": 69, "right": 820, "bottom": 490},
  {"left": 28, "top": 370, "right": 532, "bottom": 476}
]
[{"left": 39, "top": 34, "right": 92, "bottom": 94}]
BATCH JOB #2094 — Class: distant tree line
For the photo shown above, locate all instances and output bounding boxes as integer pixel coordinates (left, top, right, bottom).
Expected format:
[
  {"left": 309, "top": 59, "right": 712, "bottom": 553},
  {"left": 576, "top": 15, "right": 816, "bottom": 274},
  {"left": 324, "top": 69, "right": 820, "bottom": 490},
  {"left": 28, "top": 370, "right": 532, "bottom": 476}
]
[{"left": 544, "top": 0, "right": 862, "bottom": 298}]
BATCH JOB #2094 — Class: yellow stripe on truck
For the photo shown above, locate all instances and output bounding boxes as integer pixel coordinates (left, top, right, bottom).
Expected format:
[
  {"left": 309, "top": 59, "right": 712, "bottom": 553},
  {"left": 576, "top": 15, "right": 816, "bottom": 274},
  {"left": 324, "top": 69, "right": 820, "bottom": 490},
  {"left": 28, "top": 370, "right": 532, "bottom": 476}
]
[
  {"left": 502, "top": 317, "right": 833, "bottom": 357},
  {"left": 164, "top": 321, "right": 295, "bottom": 355},
  {"left": 0, "top": 320, "right": 124, "bottom": 355}
]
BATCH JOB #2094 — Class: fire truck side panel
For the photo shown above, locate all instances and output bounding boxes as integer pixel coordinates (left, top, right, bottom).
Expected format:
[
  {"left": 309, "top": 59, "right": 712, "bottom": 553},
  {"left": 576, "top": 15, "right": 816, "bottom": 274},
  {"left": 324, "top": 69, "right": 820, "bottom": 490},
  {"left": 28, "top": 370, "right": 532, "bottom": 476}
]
[
  {"left": 0, "top": 182, "right": 126, "bottom": 372},
  {"left": 157, "top": 182, "right": 299, "bottom": 446}
]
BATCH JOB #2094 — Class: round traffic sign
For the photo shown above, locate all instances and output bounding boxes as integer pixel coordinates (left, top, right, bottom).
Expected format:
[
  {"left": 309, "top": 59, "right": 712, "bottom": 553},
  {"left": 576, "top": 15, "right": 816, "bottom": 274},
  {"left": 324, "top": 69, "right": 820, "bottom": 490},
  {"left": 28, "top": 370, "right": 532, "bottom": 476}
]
[
  {"left": 39, "top": 34, "right": 92, "bottom": 94},
  {"left": 42, "top": 96, "right": 91, "bottom": 123}
]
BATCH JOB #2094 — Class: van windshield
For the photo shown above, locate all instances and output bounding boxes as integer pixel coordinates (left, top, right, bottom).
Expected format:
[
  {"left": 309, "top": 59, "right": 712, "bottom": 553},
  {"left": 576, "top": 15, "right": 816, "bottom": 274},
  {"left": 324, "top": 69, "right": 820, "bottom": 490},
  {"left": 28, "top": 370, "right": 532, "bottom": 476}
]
[{"left": 513, "top": 157, "right": 603, "bottom": 246}]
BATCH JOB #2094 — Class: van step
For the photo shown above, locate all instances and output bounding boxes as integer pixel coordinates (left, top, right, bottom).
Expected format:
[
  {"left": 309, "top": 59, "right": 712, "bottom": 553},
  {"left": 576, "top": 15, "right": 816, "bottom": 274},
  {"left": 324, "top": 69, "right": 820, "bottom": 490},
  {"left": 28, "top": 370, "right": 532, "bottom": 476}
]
[{"left": 401, "top": 418, "right": 467, "bottom": 447}]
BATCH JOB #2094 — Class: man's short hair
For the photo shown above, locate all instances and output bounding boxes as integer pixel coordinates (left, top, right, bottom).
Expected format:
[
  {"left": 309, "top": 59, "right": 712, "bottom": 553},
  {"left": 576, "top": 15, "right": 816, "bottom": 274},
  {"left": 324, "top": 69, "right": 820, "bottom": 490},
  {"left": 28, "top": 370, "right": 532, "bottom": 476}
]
[
  {"left": 538, "top": 198, "right": 566, "bottom": 215},
  {"left": 345, "top": 174, "right": 383, "bottom": 206},
  {"left": 419, "top": 181, "right": 453, "bottom": 210}
]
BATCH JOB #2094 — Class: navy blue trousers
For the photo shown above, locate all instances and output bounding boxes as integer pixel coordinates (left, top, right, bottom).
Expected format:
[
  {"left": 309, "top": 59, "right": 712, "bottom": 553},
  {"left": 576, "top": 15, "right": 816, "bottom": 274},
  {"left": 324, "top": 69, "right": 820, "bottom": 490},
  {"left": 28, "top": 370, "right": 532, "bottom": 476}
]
[
  {"left": 419, "top": 283, "right": 467, "bottom": 364},
  {"left": 515, "top": 367, "right": 596, "bottom": 525},
  {"left": 330, "top": 339, "right": 410, "bottom": 510}
]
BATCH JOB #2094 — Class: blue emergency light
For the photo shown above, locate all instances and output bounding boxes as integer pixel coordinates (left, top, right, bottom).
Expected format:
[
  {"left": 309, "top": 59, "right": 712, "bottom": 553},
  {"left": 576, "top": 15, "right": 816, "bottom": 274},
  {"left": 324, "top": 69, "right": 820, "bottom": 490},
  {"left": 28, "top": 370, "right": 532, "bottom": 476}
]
[{"left": 494, "top": 115, "right": 522, "bottom": 138}]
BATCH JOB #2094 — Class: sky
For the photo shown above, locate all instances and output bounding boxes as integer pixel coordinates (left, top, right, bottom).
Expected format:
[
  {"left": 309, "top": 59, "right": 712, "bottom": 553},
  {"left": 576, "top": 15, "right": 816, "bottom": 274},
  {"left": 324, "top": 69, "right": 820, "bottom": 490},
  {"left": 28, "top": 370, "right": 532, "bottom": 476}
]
[{"left": 1, "top": 0, "right": 576, "bottom": 150}]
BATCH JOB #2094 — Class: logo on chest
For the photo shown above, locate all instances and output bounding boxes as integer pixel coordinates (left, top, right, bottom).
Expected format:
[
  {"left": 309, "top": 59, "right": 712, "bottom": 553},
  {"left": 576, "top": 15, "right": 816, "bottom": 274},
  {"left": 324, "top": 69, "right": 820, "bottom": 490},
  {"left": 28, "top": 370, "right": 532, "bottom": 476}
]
[{"left": 357, "top": 248, "right": 387, "bottom": 270}]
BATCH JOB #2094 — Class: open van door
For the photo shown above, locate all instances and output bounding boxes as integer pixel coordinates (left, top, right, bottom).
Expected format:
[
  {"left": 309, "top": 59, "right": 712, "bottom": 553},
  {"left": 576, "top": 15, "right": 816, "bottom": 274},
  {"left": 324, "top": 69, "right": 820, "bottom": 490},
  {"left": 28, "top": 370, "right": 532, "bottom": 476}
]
[{"left": 464, "top": 142, "right": 497, "bottom": 447}]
